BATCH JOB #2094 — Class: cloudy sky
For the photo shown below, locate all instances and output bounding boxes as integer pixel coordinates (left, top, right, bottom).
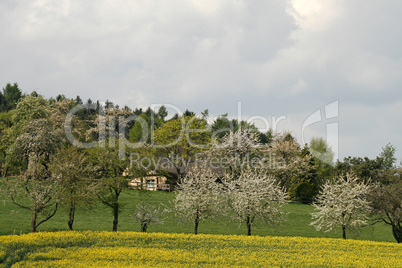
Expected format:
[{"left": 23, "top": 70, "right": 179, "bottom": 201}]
[{"left": 1, "top": 0, "right": 401, "bottom": 163}]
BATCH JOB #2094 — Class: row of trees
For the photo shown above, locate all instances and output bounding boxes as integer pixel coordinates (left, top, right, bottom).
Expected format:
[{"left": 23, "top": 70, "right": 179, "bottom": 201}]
[
  {"left": 175, "top": 167, "right": 287, "bottom": 236},
  {"left": 0, "top": 84, "right": 400, "bottom": 243},
  {"left": 173, "top": 131, "right": 401, "bottom": 242}
]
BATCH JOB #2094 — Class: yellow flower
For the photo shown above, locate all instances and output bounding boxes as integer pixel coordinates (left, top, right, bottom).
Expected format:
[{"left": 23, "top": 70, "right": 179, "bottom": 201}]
[{"left": 0, "top": 231, "right": 401, "bottom": 267}]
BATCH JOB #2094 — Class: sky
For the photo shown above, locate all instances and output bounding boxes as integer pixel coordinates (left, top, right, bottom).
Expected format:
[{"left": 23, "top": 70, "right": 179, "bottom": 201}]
[{"left": 1, "top": 0, "right": 401, "bottom": 163}]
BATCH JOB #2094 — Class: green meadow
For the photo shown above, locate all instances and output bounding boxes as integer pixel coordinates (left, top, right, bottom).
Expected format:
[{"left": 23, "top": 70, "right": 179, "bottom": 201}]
[{"left": 0, "top": 189, "right": 395, "bottom": 242}]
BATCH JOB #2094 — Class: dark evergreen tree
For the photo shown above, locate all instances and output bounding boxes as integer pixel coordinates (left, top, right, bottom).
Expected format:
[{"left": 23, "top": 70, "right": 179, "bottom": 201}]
[
  {"left": 157, "top": 105, "right": 168, "bottom": 121},
  {"left": 183, "top": 109, "right": 196, "bottom": 117},
  {"left": 56, "top": 94, "right": 66, "bottom": 102},
  {"left": 0, "top": 83, "right": 22, "bottom": 112},
  {"left": 75, "top": 95, "right": 83, "bottom": 105}
]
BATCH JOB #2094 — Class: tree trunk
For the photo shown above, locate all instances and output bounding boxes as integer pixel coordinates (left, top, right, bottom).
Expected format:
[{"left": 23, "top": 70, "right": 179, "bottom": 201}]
[
  {"left": 3, "top": 166, "right": 8, "bottom": 178},
  {"left": 342, "top": 225, "right": 346, "bottom": 239},
  {"left": 194, "top": 213, "right": 199, "bottom": 235},
  {"left": 141, "top": 222, "right": 147, "bottom": 232},
  {"left": 113, "top": 204, "right": 119, "bottom": 231},
  {"left": 247, "top": 215, "right": 252, "bottom": 236},
  {"left": 392, "top": 224, "right": 402, "bottom": 243},
  {"left": 177, "top": 169, "right": 182, "bottom": 184},
  {"left": 68, "top": 206, "right": 75, "bottom": 231},
  {"left": 341, "top": 211, "right": 347, "bottom": 239},
  {"left": 31, "top": 209, "right": 38, "bottom": 233}
]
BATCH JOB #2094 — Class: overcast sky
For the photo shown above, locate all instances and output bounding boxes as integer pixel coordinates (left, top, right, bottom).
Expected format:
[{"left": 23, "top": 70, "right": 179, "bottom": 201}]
[{"left": 1, "top": 0, "right": 401, "bottom": 163}]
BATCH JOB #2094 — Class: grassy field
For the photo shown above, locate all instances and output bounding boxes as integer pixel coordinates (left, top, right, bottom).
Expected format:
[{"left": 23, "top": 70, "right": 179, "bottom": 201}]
[
  {"left": 1, "top": 231, "right": 401, "bottom": 267},
  {"left": 0, "top": 189, "right": 396, "bottom": 242}
]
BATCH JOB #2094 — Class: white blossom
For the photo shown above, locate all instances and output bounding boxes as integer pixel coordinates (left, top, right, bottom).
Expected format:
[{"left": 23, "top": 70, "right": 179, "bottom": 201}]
[
  {"left": 133, "top": 202, "right": 166, "bottom": 232},
  {"left": 208, "top": 129, "right": 262, "bottom": 177},
  {"left": 174, "top": 167, "right": 223, "bottom": 234},
  {"left": 224, "top": 168, "right": 288, "bottom": 235},
  {"left": 310, "top": 173, "right": 372, "bottom": 239}
]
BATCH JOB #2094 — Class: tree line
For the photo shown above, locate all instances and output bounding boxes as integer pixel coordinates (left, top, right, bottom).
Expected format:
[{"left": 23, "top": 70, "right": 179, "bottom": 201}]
[{"left": 0, "top": 83, "right": 400, "bottom": 243}]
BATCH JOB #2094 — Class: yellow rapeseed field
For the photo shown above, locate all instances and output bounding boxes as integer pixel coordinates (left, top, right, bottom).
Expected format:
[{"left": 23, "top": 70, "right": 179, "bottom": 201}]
[{"left": 0, "top": 231, "right": 401, "bottom": 267}]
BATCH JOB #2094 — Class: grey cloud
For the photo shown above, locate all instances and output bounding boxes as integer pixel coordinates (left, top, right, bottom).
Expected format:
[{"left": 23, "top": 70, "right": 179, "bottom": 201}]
[{"left": 0, "top": 0, "right": 401, "bottom": 161}]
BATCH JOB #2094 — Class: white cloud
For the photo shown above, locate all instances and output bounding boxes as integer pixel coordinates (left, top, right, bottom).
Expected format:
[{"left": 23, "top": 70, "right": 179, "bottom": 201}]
[{"left": 288, "top": 0, "right": 342, "bottom": 32}]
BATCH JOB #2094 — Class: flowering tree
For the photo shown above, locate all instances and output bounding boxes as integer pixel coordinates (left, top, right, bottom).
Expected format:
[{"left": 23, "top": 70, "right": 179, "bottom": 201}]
[
  {"left": 4, "top": 118, "right": 62, "bottom": 232},
  {"left": 174, "top": 168, "right": 223, "bottom": 234},
  {"left": 85, "top": 105, "right": 132, "bottom": 142},
  {"left": 208, "top": 129, "right": 262, "bottom": 178},
  {"left": 265, "top": 133, "right": 312, "bottom": 190},
  {"left": 310, "top": 173, "right": 372, "bottom": 239},
  {"left": 224, "top": 168, "right": 288, "bottom": 236},
  {"left": 10, "top": 95, "right": 50, "bottom": 137},
  {"left": 133, "top": 202, "right": 165, "bottom": 232},
  {"left": 209, "top": 130, "right": 312, "bottom": 192},
  {"left": 1, "top": 96, "right": 76, "bottom": 232},
  {"left": 5, "top": 155, "right": 60, "bottom": 233}
]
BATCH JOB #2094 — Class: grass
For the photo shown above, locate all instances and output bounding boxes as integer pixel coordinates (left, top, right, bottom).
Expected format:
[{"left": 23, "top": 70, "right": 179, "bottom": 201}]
[{"left": 0, "top": 189, "right": 396, "bottom": 242}]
